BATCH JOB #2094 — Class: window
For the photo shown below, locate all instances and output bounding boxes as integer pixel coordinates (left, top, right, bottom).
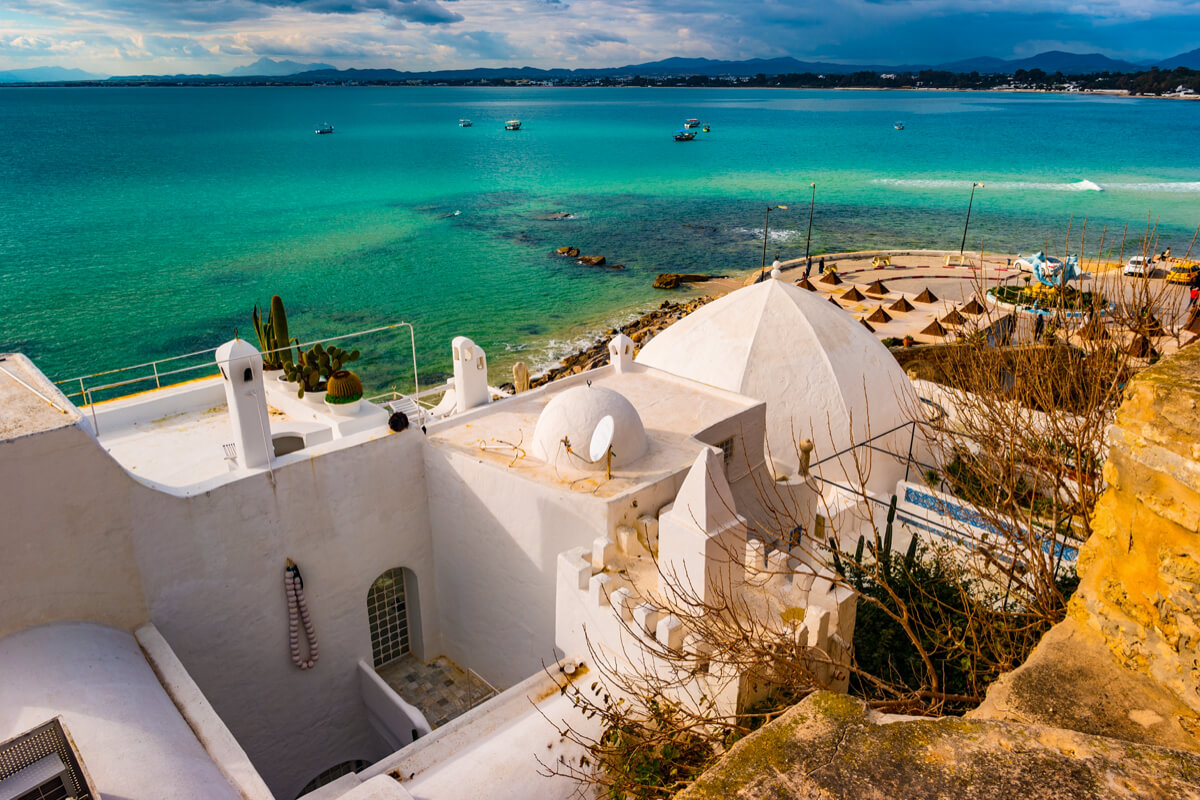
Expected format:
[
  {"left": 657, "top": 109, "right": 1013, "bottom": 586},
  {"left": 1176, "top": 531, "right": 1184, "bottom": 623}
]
[
  {"left": 368, "top": 568, "right": 410, "bottom": 668},
  {"left": 717, "top": 437, "right": 735, "bottom": 467},
  {"left": 0, "top": 719, "right": 94, "bottom": 800}
]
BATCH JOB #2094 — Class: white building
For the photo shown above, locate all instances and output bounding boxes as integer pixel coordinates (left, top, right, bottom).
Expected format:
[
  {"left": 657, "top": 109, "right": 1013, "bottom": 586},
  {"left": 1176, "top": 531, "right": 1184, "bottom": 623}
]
[{"left": 0, "top": 279, "right": 972, "bottom": 800}]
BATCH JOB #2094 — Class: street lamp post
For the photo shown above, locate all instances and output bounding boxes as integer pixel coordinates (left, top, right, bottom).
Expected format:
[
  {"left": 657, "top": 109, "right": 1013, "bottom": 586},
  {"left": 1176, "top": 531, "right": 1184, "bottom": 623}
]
[
  {"left": 761, "top": 204, "right": 788, "bottom": 274},
  {"left": 960, "top": 181, "right": 984, "bottom": 258},
  {"left": 804, "top": 183, "right": 817, "bottom": 264}
]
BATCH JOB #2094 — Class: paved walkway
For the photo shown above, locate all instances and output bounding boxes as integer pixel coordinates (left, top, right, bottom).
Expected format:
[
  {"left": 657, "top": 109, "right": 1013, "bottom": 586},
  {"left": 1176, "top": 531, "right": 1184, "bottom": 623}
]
[{"left": 376, "top": 654, "right": 498, "bottom": 729}]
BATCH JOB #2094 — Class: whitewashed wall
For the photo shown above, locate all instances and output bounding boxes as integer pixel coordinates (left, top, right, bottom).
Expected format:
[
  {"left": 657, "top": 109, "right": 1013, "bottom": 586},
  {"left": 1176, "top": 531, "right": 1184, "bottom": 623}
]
[
  {"left": 0, "top": 423, "right": 147, "bottom": 638},
  {"left": 423, "top": 446, "right": 617, "bottom": 689},
  {"left": 130, "top": 429, "right": 437, "bottom": 799}
]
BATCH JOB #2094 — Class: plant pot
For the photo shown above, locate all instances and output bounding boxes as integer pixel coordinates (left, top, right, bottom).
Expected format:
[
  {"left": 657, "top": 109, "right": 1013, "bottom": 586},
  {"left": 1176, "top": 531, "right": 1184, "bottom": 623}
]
[
  {"left": 324, "top": 396, "right": 361, "bottom": 416},
  {"left": 302, "top": 389, "right": 327, "bottom": 407}
]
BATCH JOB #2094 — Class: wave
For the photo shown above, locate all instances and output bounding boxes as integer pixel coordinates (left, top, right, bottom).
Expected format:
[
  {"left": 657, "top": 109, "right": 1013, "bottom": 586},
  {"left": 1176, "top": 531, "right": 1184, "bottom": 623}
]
[
  {"left": 875, "top": 178, "right": 1103, "bottom": 192},
  {"left": 876, "top": 178, "right": 1200, "bottom": 193}
]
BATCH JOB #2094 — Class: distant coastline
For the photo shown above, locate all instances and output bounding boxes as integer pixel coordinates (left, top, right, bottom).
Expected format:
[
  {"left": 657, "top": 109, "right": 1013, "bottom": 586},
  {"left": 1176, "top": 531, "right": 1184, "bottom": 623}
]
[{"left": 3, "top": 82, "right": 1196, "bottom": 101}]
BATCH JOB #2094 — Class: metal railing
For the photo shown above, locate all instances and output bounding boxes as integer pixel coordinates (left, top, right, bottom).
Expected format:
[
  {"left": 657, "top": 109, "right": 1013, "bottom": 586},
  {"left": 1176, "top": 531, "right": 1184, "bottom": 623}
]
[{"left": 54, "top": 321, "right": 421, "bottom": 408}]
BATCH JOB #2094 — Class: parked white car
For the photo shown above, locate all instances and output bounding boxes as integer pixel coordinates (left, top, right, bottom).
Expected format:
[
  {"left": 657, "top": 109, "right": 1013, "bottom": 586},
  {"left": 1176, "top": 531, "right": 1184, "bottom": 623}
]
[{"left": 1123, "top": 255, "right": 1153, "bottom": 277}]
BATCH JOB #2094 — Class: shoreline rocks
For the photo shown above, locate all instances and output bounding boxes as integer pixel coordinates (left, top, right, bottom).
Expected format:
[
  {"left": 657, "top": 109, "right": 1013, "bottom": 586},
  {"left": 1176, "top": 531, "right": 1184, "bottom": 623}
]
[
  {"left": 528, "top": 296, "right": 714, "bottom": 389},
  {"left": 654, "top": 273, "right": 724, "bottom": 290}
]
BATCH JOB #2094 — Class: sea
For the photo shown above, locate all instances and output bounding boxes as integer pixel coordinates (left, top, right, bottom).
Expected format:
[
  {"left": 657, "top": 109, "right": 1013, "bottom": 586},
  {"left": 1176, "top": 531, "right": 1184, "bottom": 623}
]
[{"left": 2, "top": 86, "right": 1198, "bottom": 397}]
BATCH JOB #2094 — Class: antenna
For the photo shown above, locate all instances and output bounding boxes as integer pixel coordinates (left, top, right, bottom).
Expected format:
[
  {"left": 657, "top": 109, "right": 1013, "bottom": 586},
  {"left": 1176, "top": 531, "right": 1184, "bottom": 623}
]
[{"left": 589, "top": 415, "right": 615, "bottom": 479}]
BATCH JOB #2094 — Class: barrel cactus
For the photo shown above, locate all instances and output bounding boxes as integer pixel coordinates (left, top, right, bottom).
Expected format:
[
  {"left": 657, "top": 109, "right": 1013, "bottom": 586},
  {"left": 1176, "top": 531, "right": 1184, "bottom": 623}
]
[{"left": 325, "top": 370, "right": 363, "bottom": 404}]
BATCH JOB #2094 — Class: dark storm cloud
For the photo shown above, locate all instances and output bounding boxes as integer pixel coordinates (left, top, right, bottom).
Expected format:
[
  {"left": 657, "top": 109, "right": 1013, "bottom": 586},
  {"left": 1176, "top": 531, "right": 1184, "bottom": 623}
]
[
  {"left": 253, "top": 0, "right": 463, "bottom": 24},
  {"left": 565, "top": 30, "right": 628, "bottom": 47}
]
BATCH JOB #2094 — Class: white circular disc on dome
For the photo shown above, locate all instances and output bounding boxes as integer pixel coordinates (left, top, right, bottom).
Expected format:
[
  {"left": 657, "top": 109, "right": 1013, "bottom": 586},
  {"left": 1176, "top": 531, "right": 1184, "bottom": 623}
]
[{"left": 589, "top": 415, "right": 615, "bottom": 462}]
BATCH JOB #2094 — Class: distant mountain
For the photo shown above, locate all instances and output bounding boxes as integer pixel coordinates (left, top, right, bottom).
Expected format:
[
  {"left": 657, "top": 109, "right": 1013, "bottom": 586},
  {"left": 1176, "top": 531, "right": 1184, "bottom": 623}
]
[
  {"left": 940, "top": 51, "right": 1142, "bottom": 74},
  {"left": 0, "top": 66, "right": 105, "bottom": 83},
  {"left": 228, "top": 57, "right": 337, "bottom": 77},
  {"left": 1157, "top": 47, "right": 1200, "bottom": 69}
]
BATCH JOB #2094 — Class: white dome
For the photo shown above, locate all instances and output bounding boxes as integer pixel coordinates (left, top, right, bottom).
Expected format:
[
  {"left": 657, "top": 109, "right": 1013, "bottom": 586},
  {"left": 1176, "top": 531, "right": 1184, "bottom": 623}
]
[
  {"left": 531, "top": 385, "right": 648, "bottom": 470},
  {"left": 636, "top": 280, "right": 916, "bottom": 484}
]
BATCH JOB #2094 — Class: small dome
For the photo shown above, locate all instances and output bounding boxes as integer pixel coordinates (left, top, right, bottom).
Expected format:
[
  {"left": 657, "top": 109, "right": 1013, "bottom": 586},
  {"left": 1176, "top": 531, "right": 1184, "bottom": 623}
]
[{"left": 531, "top": 385, "right": 648, "bottom": 470}]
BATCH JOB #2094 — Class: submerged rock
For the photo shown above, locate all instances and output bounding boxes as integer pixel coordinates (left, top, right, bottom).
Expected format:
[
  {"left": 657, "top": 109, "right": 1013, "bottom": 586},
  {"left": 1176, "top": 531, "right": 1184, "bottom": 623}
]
[
  {"left": 578, "top": 255, "right": 607, "bottom": 266},
  {"left": 556, "top": 246, "right": 581, "bottom": 257}
]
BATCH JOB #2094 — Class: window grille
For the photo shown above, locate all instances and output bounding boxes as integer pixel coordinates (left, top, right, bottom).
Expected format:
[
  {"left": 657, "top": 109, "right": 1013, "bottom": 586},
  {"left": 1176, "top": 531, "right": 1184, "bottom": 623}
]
[
  {"left": 368, "top": 568, "right": 410, "bottom": 667},
  {"left": 717, "top": 437, "right": 735, "bottom": 466},
  {"left": 0, "top": 719, "right": 93, "bottom": 800}
]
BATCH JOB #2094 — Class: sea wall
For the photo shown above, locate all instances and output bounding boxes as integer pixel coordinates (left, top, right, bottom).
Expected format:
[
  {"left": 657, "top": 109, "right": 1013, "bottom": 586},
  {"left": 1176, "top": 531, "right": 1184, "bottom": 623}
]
[{"left": 1070, "top": 341, "right": 1200, "bottom": 715}]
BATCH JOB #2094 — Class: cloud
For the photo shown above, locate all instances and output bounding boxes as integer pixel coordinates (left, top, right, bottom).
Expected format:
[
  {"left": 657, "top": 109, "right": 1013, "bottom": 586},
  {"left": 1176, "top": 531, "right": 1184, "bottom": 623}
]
[
  {"left": 564, "top": 29, "right": 628, "bottom": 47},
  {"left": 1, "top": 0, "right": 1198, "bottom": 73},
  {"left": 429, "top": 29, "right": 518, "bottom": 60}
]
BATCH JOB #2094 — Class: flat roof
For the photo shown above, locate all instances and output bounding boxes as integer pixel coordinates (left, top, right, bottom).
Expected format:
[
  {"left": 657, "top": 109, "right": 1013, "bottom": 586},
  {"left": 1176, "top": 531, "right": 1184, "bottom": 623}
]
[
  {"left": 0, "top": 623, "right": 241, "bottom": 800},
  {"left": 91, "top": 376, "right": 391, "bottom": 494},
  {"left": 427, "top": 363, "right": 760, "bottom": 498}
]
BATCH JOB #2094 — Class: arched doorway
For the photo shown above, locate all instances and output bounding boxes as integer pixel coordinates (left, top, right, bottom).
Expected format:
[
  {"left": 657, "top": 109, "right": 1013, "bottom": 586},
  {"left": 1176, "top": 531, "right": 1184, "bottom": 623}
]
[{"left": 367, "top": 568, "right": 411, "bottom": 668}]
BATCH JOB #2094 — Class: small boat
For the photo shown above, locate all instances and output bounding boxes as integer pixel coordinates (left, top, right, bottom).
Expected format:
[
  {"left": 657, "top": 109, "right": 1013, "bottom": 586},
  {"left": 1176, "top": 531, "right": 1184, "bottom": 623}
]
[
  {"left": 315, "top": 123, "right": 334, "bottom": 135},
  {"left": 893, "top": 121, "right": 904, "bottom": 130},
  {"left": 505, "top": 120, "right": 522, "bottom": 131},
  {"left": 459, "top": 119, "right": 472, "bottom": 127},
  {"left": 702, "top": 124, "right": 711, "bottom": 133},
  {"left": 683, "top": 118, "right": 701, "bottom": 129},
  {"left": 674, "top": 130, "right": 696, "bottom": 141}
]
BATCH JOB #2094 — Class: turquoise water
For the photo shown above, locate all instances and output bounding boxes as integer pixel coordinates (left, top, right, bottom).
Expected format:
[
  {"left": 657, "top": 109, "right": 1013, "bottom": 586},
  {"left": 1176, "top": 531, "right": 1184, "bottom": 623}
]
[{"left": 1, "top": 86, "right": 1198, "bottom": 393}]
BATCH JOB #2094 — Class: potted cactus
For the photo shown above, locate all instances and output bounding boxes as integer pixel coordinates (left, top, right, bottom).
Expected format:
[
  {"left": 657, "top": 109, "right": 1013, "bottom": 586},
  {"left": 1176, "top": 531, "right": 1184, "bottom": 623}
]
[
  {"left": 282, "top": 342, "right": 360, "bottom": 405},
  {"left": 902, "top": 335, "right": 915, "bottom": 348},
  {"left": 324, "top": 370, "right": 364, "bottom": 415},
  {"left": 252, "top": 295, "right": 295, "bottom": 371}
]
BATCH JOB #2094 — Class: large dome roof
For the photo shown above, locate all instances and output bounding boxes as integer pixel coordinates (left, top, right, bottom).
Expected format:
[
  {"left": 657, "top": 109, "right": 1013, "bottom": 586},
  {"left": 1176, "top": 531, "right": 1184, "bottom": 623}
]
[
  {"left": 636, "top": 279, "right": 916, "bottom": 483},
  {"left": 531, "top": 384, "right": 648, "bottom": 470}
]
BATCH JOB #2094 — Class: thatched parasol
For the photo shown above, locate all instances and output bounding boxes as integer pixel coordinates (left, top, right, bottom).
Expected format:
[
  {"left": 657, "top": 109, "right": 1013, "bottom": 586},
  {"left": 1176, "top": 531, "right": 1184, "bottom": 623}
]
[
  {"left": 941, "top": 308, "right": 966, "bottom": 325},
  {"left": 866, "top": 279, "right": 890, "bottom": 296},
  {"left": 961, "top": 298, "right": 985, "bottom": 315},
  {"left": 920, "top": 319, "right": 947, "bottom": 337},
  {"left": 888, "top": 296, "right": 915, "bottom": 313},
  {"left": 828, "top": 296, "right": 841, "bottom": 307},
  {"left": 866, "top": 306, "right": 892, "bottom": 323},
  {"left": 860, "top": 318, "right": 875, "bottom": 332},
  {"left": 819, "top": 272, "right": 844, "bottom": 286},
  {"left": 795, "top": 278, "right": 816, "bottom": 291},
  {"left": 914, "top": 287, "right": 938, "bottom": 303},
  {"left": 841, "top": 286, "right": 866, "bottom": 302}
]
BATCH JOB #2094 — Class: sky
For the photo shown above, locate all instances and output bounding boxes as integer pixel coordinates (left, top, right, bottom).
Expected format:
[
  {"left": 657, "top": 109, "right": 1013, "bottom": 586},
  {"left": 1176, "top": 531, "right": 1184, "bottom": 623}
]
[{"left": 0, "top": 0, "right": 1197, "bottom": 75}]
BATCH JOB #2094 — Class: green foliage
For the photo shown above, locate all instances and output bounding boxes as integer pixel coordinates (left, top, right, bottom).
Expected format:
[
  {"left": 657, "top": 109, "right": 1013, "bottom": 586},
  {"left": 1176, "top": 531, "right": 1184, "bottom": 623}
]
[
  {"left": 844, "top": 538, "right": 1077, "bottom": 710},
  {"left": 586, "top": 687, "right": 716, "bottom": 800},
  {"left": 881, "top": 336, "right": 904, "bottom": 348},
  {"left": 989, "top": 284, "right": 1097, "bottom": 311}
]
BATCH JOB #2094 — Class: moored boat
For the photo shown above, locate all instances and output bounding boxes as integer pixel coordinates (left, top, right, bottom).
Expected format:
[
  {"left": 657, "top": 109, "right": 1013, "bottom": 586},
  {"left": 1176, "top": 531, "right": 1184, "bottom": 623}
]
[
  {"left": 315, "top": 123, "right": 334, "bottom": 135},
  {"left": 674, "top": 130, "right": 696, "bottom": 141},
  {"left": 894, "top": 121, "right": 905, "bottom": 130},
  {"left": 505, "top": 119, "right": 522, "bottom": 131},
  {"left": 683, "top": 118, "right": 701, "bottom": 129},
  {"left": 459, "top": 119, "right": 472, "bottom": 127}
]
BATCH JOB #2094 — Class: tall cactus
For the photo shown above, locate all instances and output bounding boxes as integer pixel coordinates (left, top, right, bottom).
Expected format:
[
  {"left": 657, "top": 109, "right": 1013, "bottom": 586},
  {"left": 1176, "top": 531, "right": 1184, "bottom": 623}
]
[
  {"left": 270, "top": 295, "right": 292, "bottom": 367},
  {"left": 252, "top": 295, "right": 293, "bottom": 369}
]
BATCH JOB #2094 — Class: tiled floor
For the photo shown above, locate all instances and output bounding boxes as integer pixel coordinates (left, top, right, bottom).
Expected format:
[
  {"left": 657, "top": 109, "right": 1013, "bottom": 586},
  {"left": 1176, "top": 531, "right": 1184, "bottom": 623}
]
[{"left": 376, "top": 654, "right": 498, "bottom": 728}]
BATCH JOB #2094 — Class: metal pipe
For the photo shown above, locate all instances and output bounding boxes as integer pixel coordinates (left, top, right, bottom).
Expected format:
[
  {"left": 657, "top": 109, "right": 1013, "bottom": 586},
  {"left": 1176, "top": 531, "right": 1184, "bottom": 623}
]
[
  {"left": 805, "top": 183, "right": 816, "bottom": 264},
  {"left": 0, "top": 362, "right": 71, "bottom": 415}
]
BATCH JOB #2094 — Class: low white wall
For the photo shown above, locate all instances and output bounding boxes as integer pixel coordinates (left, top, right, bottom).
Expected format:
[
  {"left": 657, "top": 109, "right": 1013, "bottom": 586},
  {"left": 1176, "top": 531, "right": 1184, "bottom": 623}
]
[
  {"left": 136, "top": 622, "right": 275, "bottom": 800},
  {"left": 358, "top": 660, "right": 431, "bottom": 753}
]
